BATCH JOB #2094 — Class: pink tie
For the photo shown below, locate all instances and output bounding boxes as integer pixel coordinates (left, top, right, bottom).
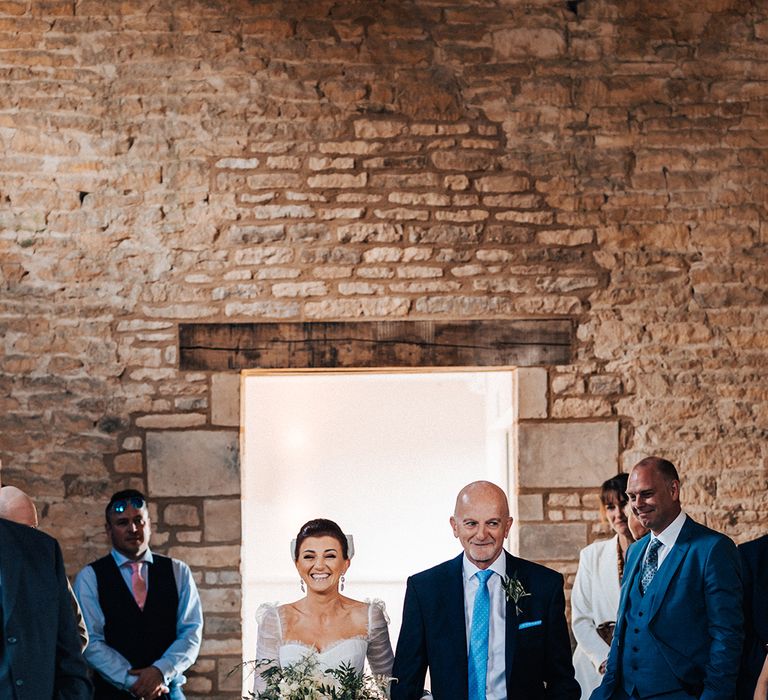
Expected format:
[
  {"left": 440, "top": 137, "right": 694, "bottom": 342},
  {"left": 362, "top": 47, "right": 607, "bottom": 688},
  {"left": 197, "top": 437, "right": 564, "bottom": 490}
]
[{"left": 129, "top": 561, "right": 147, "bottom": 610}]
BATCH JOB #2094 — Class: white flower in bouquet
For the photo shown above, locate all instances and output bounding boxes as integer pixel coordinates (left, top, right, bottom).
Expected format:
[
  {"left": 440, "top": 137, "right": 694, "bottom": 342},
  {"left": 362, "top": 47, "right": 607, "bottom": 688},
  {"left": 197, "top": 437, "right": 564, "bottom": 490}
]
[{"left": 246, "top": 654, "right": 391, "bottom": 700}]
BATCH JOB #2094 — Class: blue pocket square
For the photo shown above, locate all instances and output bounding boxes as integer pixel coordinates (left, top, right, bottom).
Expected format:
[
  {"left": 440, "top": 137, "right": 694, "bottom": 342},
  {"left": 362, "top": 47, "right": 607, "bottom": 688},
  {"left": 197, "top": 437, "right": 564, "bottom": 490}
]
[{"left": 518, "top": 620, "right": 542, "bottom": 630}]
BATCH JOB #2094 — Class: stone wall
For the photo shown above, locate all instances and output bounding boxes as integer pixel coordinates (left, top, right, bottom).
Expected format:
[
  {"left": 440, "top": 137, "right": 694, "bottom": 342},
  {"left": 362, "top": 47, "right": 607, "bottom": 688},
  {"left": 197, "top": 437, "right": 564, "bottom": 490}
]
[{"left": 1, "top": 0, "right": 767, "bottom": 696}]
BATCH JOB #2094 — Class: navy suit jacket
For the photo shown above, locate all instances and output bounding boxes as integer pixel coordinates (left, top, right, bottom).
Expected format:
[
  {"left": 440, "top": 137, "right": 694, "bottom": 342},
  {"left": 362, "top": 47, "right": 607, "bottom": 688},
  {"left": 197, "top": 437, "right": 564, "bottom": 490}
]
[
  {"left": 591, "top": 516, "right": 743, "bottom": 700},
  {"left": 737, "top": 534, "right": 768, "bottom": 700},
  {"left": 0, "top": 518, "right": 92, "bottom": 700},
  {"left": 391, "top": 551, "right": 579, "bottom": 700}
]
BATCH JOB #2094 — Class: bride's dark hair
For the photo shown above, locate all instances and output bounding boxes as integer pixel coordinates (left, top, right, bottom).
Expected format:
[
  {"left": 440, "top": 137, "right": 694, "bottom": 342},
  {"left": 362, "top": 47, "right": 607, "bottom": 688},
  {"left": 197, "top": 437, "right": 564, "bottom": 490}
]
[{"left": 294, "top": 518, "right": 349, "bottom": 560}]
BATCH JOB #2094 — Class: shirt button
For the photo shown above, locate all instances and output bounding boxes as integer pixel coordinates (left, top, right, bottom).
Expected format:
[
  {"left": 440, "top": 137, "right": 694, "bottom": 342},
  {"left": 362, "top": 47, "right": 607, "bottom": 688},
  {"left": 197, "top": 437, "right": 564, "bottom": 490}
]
[
  {"left": 15, "top": 679, "right": 23, "bottom": 686},
  {"left": 7, "top": 637, "right": 16, "bottom": 644}
]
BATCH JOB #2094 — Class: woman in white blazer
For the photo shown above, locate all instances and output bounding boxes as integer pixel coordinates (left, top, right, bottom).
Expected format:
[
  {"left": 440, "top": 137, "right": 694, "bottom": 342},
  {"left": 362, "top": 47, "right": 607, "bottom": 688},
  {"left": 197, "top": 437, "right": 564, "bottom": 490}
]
[{"left": 571, "top": 473, "right": 647, "bottom": 699}]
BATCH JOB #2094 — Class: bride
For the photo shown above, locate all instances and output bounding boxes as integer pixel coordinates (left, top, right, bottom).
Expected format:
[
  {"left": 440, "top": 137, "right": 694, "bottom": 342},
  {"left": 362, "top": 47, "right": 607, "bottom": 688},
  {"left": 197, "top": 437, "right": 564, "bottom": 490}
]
[{"left": 253, "top": 518, "right": 394, "bottom": 693}]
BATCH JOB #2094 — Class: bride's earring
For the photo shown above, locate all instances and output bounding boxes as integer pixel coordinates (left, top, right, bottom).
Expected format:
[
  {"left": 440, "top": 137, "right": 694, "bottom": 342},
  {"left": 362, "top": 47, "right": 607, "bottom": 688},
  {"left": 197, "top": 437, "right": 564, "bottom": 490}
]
[
  {"left": 340, "top": 575, "right": 345, "bottom": 592},
  {"left": 300, "top": 579, "right": 305, "bottom": 593}
]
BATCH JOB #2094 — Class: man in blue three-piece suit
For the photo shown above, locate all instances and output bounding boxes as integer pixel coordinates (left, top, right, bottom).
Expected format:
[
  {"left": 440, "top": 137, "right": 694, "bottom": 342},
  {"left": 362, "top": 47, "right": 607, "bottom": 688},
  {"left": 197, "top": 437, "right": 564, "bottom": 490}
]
[
  {"left": 392, "top": 481, "right": 579, "bottom": 700},
  {"left": 591, "top": 457, "right": 743, "bottom": 700}
]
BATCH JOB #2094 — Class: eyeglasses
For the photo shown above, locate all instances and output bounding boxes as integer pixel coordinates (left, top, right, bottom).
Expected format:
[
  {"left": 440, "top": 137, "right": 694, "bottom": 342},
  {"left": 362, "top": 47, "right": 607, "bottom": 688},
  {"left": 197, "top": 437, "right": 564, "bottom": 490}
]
[{"left": 110, "top": 496, "right": 145, "bottom": 513}]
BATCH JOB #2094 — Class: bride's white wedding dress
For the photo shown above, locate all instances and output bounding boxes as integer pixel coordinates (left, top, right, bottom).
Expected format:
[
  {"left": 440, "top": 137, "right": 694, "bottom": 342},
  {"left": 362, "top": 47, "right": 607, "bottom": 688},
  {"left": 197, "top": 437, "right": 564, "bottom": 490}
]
[{"left": 253, "top": 599, "right": 394, "bottom": 693}]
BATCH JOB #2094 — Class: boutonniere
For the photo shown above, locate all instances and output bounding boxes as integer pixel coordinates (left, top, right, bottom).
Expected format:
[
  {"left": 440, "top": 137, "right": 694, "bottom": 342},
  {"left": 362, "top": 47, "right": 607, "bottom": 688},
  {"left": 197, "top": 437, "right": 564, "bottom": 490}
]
[{"left": 502, "top": 572, "right": 531, "bottom": 615}]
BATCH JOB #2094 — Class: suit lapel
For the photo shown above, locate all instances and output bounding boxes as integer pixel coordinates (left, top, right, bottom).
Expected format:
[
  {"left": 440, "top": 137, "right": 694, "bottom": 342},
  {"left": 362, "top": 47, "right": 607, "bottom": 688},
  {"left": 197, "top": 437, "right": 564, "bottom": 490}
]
[
  {"left": 504, "top": 551, "right": 518, "bottom": 677},
  {"left": 0, "top": 520, "right": 21, "bottom": 620},
  {"left": 446, "top": 553, "right": 469, "bottom": 697},
  {"left": 646, "top": 518, "right": 693, "bottom": 621}
]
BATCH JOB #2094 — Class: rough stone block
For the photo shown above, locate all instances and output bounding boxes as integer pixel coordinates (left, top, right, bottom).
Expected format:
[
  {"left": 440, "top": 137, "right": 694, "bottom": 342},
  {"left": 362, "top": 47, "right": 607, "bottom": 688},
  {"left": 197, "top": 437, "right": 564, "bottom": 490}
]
[
  {"left": 168, "top": 545, "right": 241, "bottom": 569},
  {"left": 246, "top": 173, "right": 301, "bottom": 189},
  {"left": 518, "top": 421, "right": 618, "bottom": 488},
  {"left": 113, "top": 452, "right": 143, "bottom": 474},
  {"left": 217, "top": 657, "right": 244, "bottom": 691},
  {"left": 177, "top": 531, "right": 202, "bottom": 542},
  {"left": 307, "top": 173, "right": 367, "bottom": 188},
  {"left": 308, "top": 157, "right": 354, "bottom": 170},
  {"left": 271, "top": 281, "right": 328, "bottom": 297},
  {"left": 200, "top": 637, "right": 242, "bottom": 655},
  {"left": 147, "top": 430, "right": 240, "bottom": 497},
  {"left": 517, "top": 367, "right": 548, "bottom": 419},
  {"left": 353, "top": 119, "right": 406, "bottom": 138},
  {"left": 519, "top": 523, "right": 586, "bottom": 561},
  {"left": 538, "top": 229, "right": 594, "bottom": 246},
  {"left": 475, "top": 174, "right": 530, "bottom": 193},
  {"left": 164, "top": 503, "right": 200, "bottom": 527},
  {"left": 216, "top": 157, "right": 260, "bottom": 169},
  {"left": 183, "top": 676, "right": 212, "bottom": 694},
  {"left": 373, "top": 207, "right": 429, "bottom": 221},
  {"left": 515, "top": 494, "right": 544, "bottom": 521},
  {"left": 136, "top": 414, "right": 208, "bottom": 429},
  {"left": 204, "top": 499, "right": 241, "bottom": 542},
  {"left": 249, "top": 204, "right": 315, "bottom": 219},
  {"left": 122, "top": 436, "right": 143, "bottom": 451},
  {"left": 211, "top": 373, "right": 240, "bottom": 427}
]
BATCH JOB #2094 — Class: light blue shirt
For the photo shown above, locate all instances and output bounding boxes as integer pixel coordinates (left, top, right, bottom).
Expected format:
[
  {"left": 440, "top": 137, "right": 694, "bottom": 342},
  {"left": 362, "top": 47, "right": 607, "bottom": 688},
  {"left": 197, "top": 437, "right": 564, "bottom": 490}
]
[{"left": 73, "top": 548, "right": 203, "bottom": 692}]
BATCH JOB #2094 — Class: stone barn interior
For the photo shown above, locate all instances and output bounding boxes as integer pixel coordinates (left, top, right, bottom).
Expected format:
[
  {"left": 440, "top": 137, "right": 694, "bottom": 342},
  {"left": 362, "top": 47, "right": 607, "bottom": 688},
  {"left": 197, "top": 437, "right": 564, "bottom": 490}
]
[{"left": 0, "top": 0, "right": 766, "bottom": 697}]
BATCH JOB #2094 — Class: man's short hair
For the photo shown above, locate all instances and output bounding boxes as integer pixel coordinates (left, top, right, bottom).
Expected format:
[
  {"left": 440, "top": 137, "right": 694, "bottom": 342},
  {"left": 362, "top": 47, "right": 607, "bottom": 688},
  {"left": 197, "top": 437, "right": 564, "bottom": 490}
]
[
  {"left": 105, "top": 489, "right": 147, "bottom": 522},
  {"left": 635, "top": 456, "right": 680, "bottom": 483}
]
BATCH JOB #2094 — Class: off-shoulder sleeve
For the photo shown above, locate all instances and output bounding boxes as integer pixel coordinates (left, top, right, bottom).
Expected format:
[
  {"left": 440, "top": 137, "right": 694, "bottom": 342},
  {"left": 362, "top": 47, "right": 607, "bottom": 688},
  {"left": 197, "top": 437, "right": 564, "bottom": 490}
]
[
  {"left": 366, "top": 600, "right": 395, "bottom": 678},
  {"left": 253, "top": 603, "right": 282, "bottom": 694}
]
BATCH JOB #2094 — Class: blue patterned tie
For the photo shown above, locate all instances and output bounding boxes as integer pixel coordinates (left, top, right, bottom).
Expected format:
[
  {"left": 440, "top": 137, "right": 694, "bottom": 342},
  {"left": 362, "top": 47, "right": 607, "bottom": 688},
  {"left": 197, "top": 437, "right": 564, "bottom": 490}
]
[
  {"left": 468, "top": 569, "right": 493, "bottom": 700},
  {"left": 639, "top": 538, "right": 662, "bottom": 594}
]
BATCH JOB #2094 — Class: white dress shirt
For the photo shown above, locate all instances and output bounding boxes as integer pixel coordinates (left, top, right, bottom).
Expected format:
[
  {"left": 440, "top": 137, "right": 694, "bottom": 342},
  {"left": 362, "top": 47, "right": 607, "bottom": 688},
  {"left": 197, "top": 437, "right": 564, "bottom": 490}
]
[
  {"left": 646, "top": 510, "right": 687, "bottom": 569},
  {"left": 462, "top": 552, "right": 507, "bottom": 700}
]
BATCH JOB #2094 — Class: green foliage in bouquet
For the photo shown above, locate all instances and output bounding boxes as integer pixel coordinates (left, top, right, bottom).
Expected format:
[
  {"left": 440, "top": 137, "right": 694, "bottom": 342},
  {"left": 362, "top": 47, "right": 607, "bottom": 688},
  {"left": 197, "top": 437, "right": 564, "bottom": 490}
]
[{"left": 246, "top": 655, "right": 391, "bottom": 700}]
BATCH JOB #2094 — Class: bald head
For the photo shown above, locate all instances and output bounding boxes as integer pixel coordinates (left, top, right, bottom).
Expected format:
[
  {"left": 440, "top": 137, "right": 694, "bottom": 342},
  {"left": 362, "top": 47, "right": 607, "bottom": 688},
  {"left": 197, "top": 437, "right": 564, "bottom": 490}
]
[
  {"left": 0, "top": 485, "right": 39, "bottom": 528},
  {"left": 451, "top": 481, "right": 512, "bottom": 569},
  {"left": 454, "top": 481, "right": 510, "bottom": 518},
  {"left": 627, "top": 456, "right": 681, "bottom": 535}
]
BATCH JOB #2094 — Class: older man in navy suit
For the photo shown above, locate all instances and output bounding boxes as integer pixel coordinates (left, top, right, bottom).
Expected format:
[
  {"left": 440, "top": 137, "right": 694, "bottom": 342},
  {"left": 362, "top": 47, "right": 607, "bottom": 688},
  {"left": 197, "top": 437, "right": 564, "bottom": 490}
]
[
  {"left": 591, "top": 457, "right": 743, "bottom": 700},
  {"left": 392, "top": 480, "right": 579, "bottom": 700},
  {"left": 0, "top": 516, "right": 92, "bottom": 699}
]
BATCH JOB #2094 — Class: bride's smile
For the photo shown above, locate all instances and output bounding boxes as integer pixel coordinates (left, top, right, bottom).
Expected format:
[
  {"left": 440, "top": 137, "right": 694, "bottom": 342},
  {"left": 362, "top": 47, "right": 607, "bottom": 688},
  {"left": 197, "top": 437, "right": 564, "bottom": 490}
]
[{"left": 296, "top": 535, "right": 350, "bottom": 593}]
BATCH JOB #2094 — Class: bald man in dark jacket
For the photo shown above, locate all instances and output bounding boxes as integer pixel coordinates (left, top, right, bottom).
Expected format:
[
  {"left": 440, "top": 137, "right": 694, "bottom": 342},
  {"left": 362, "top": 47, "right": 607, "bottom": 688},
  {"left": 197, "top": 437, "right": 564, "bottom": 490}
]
[{"left": 0, "top": 517, "right": 92, "bottom": 699}]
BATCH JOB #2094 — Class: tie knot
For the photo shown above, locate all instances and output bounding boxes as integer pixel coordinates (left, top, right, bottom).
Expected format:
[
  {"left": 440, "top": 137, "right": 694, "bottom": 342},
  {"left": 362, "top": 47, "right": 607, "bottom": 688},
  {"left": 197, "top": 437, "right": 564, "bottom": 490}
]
[
  {"left": 475, "top": 569, "right": 493, "bottom": 585},
  {"left": 648, "top": 538, "right": 662, "bottom": 554},
  {"left": 129, "top": 561, "right": 141, "bottom": 572}
]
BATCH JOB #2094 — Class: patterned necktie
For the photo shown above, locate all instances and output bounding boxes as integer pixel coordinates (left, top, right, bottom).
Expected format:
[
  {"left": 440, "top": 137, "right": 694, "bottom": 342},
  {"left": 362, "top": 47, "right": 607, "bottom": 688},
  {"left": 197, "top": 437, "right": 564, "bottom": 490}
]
[
  {"left": 468, "top": 569, "right": 493, "bottom": 700},
  {"left": 129, "top": 561, "right": 147, "bottom": 610},
  {"left": 639, "top": 538, "right": 662, "bottom": 594}
]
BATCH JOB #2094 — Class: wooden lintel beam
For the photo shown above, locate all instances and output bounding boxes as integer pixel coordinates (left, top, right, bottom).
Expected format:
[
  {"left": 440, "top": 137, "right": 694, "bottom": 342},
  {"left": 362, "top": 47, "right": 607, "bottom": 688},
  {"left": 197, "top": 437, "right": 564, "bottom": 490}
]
[{"left": 178, "top": 319, "right": 573, "bottom": 371}]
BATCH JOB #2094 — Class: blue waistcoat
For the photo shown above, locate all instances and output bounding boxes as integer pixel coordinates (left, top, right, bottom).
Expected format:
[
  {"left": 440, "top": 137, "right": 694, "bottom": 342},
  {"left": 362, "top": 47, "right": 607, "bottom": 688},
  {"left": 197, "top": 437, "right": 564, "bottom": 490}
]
[{"left": 620, "top": 572, "right": 682, "bottom": 698}]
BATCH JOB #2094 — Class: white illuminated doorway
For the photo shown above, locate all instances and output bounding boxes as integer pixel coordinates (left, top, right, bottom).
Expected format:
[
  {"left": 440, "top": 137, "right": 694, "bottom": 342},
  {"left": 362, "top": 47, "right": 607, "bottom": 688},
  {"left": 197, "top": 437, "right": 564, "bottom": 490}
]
[{"left": 240, "top": 369, "right": 516, "bottom": 684}]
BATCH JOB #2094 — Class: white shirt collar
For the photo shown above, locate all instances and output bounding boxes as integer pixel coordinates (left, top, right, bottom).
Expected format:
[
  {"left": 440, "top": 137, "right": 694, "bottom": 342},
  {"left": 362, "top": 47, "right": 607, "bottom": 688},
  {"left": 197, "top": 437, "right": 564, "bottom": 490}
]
[
  {"left": 111, "top": 548, "right": 154, "bottom": 567},
  {"left": 652, "top": 510, "right": 687, "bottom": 549},
  {"left": 462, "top": 551, "right": 507, "bottom": 581}
]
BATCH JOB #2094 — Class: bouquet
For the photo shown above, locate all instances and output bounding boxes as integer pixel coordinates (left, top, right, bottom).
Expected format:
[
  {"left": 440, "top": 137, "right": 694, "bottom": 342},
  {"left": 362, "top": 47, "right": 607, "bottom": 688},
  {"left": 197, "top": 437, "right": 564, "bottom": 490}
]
[{"left": 246, "top": 655, "right": 391, "bottom": 700}]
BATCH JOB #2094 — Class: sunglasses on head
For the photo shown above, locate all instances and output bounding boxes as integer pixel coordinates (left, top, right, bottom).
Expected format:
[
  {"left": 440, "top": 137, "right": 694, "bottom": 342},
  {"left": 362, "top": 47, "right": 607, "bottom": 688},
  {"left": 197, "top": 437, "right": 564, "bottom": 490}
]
[{"left": 110, "top": 496, "right": 145, "bottom": 513}]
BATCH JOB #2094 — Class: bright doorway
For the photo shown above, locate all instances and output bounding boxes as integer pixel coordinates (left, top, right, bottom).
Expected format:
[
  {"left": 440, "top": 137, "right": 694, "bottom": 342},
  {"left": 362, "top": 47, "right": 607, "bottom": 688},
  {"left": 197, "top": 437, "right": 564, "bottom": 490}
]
[{"left": 240, "top": 368, "right": 517, "bottom": 683}]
